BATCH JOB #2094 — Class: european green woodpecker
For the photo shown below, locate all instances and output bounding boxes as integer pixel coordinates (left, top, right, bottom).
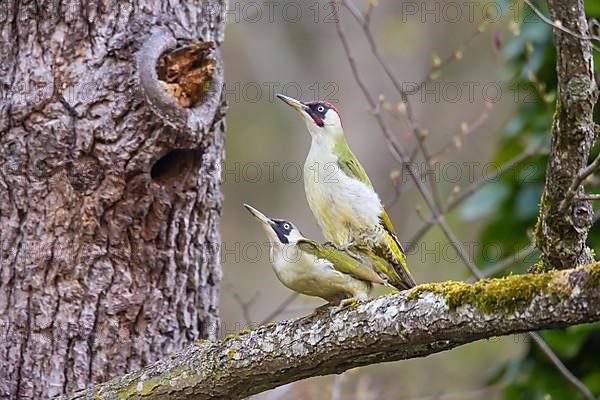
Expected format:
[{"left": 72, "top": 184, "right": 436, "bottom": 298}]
[
  {"left": 244, "top": 204, "right": 397, "bottom": 304},
  {"left": 276, "top": 94, "right": 416, "bottom": 290}
]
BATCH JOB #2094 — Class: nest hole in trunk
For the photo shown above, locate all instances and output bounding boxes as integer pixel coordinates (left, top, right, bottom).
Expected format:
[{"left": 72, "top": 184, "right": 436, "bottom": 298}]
[
  {"left": 157, "top": 41, "right": 217, "bottom": 108},
  {"left": 151, "top": 149, "right": 203, "bottom": 187}
]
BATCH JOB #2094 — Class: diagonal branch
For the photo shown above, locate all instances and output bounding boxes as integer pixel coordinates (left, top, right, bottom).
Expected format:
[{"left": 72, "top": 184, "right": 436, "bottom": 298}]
[
  {"left": 562, "top": 152, "right": 600, "bottom": 211},
  {"left": 408, "top": 144, "right": 548, "bottom": 248},
  {"left": 523, "top": 0, "right": 600, "bottom": 52},
  {"left": 529, "top": 332, "right": 596, "bottom": 400},
  {"left": 260, "top": 293, "right": 299, "bottom": 325},
  {"left": 577, "top": 194, "right": 600, "bottom": 201},
  {"left": 61, "top": 263, "right": 600, "bottom": 400}
]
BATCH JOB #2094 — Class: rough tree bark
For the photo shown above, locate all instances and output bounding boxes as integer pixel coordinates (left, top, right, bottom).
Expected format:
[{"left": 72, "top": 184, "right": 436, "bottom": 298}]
[
  {"left": 60, "top": 263, "right": 600, "bottom": 400},
  {"left": 535, "top": 0, "right": 598, "bottom": 269},
  {"left": 0, "top": 1, "right": 226, "bottom": 398}
]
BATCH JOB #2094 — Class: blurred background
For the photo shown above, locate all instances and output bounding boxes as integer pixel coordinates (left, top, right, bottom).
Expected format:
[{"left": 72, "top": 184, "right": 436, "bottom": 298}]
[{"left": 218, "top": 0, "right": 600, "bottom": 398}]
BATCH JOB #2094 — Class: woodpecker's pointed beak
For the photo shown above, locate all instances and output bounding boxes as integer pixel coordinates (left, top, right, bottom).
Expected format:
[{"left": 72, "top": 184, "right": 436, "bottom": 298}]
[
  {"left": 244, "top": 203, "right": 273, "bottom": 227},
  {"left": 276, "top": 93, "right": 309, "bottom": 113},
  {"left": 244, "top": 203, "right": 283, "bottom": 244}
]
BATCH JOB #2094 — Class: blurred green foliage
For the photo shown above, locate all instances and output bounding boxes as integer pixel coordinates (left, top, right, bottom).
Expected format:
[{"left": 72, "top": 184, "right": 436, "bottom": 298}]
[{"left": 472, "top": 1, "right": 600, "bottom": 398}]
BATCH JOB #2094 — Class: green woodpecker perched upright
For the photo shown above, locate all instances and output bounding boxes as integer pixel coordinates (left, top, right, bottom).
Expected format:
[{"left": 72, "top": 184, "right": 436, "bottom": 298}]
[
  {"left": 244, "top": 204, "right": 396, "bottom": 304},
  {"left": 276, "top": 94, "right": 416, "bottom": 290}
]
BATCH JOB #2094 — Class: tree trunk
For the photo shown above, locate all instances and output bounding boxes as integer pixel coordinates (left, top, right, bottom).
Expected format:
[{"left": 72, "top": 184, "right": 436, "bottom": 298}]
[
  {"left": 534, "top": 0, "right": 598, "bottom": 269},
  {"left": 0, "top": 1, "right": 226, "bottom": 398}
]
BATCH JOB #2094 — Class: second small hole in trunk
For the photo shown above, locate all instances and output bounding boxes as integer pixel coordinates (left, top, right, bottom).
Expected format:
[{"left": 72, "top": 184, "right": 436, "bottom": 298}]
[{"left": 151, "top": 149, "right": 202, "bottom": 186}]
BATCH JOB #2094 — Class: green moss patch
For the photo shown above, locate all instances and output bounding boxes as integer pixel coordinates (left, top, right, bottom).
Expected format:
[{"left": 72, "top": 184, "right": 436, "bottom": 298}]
[
  {"left": 583, "top": 262, "right": 600, "bottom": 289},
  {"left": 227, "top": 349, "right": 238, "bottom": 360},
  {"left": 407, "top": 272, "right": 556, "bottom": 314},
  {"left": 407, "top": 263, "right": 600, "bottom": 314}
]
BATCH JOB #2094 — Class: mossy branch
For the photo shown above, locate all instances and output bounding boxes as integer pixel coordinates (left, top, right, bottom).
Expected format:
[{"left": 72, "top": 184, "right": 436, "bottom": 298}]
[{"left": 60, "top": 263, "right": 600, "bottom": 400}]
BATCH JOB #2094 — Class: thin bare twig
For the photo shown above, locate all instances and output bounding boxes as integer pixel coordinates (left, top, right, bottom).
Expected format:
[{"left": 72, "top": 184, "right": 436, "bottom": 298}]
[
  {"left": 259, "top": 293, "right": 299, "bottom": 325},
  {"left": 407, "top": 144, "right": 548, "bottom": 249},
  {"left": 489, "top": 214, "right": 583, "bottom": 303},
  {"left": 398, "top": 385, "right": 503, "bottom": 400},
  {"left": 477, "top": 243, "right": 538, "bottom": 281},
  {"left": 448, "top": 145, "right": 547, "bottom": 209},
  {"left": 250, "top": 383, "right": 296, "bottom": 400},
  {"left": 331, "top": 373, "right": 347, "bottom": 400},
  {"left": 428, "top": 103, "right": 493, "bottom": 165},
  {"left": 412, "top": 19, "right": 488, "bottom": 92},
  {"left": 561, "top": 152, "right": 600, "bottom": 212},
  {"left": 522, "top": 0, "right": 600, "bottom": 53},
  {"left": 576, "top": 194, "right": 600, "bottom": 201},
  {"left": 529, "top": 332, "right": 595, "bottom": 400},
  {"left": 523, "top": 46, "right": 554, "bottom": 112},
  {"left": 436, "top": 218, "right": 483, "bottom": 278},
  {"left": 226, "top": 284, "right": 260, "bottom": 326},
  {"left": 355, "top": 374, "right": 379, "bottom": 400}
]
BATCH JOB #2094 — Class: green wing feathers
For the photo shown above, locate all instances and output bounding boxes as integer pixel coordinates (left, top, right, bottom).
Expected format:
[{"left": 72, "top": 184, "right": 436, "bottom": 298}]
[
  {"left": 297, "top": 239, "right": 415, "bottom": 290},
  {"left": 379, "top": 211, "right": 416, "bottom": 290},
  {"left": 296, "top": 239, "right": 386, "bottom": 285},
  {"left": 332, "top": 136, "right": 416, "bottom": 290},
  {"left": 334, "top": 138, "right": 373, "bottom": 188}
]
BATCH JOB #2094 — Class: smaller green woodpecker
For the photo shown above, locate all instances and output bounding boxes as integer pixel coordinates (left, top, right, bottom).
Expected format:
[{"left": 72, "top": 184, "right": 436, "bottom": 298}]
[{"left": 244, "top": 204, "right": 395, "bottom": 305}]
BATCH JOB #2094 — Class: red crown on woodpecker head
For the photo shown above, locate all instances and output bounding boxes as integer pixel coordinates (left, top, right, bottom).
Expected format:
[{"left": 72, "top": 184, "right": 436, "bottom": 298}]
[{"left": 304, "top": 101, "right": 342, "bottom": 127}]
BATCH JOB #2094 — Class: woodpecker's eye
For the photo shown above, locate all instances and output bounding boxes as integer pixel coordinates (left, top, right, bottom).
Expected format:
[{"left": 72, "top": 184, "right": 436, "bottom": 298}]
[
  {"left": 317, "top": 105, "right": 325, "bottom": 113},
  {"left": 283, "top": 223, "right": 290, "bottom": 230}
]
